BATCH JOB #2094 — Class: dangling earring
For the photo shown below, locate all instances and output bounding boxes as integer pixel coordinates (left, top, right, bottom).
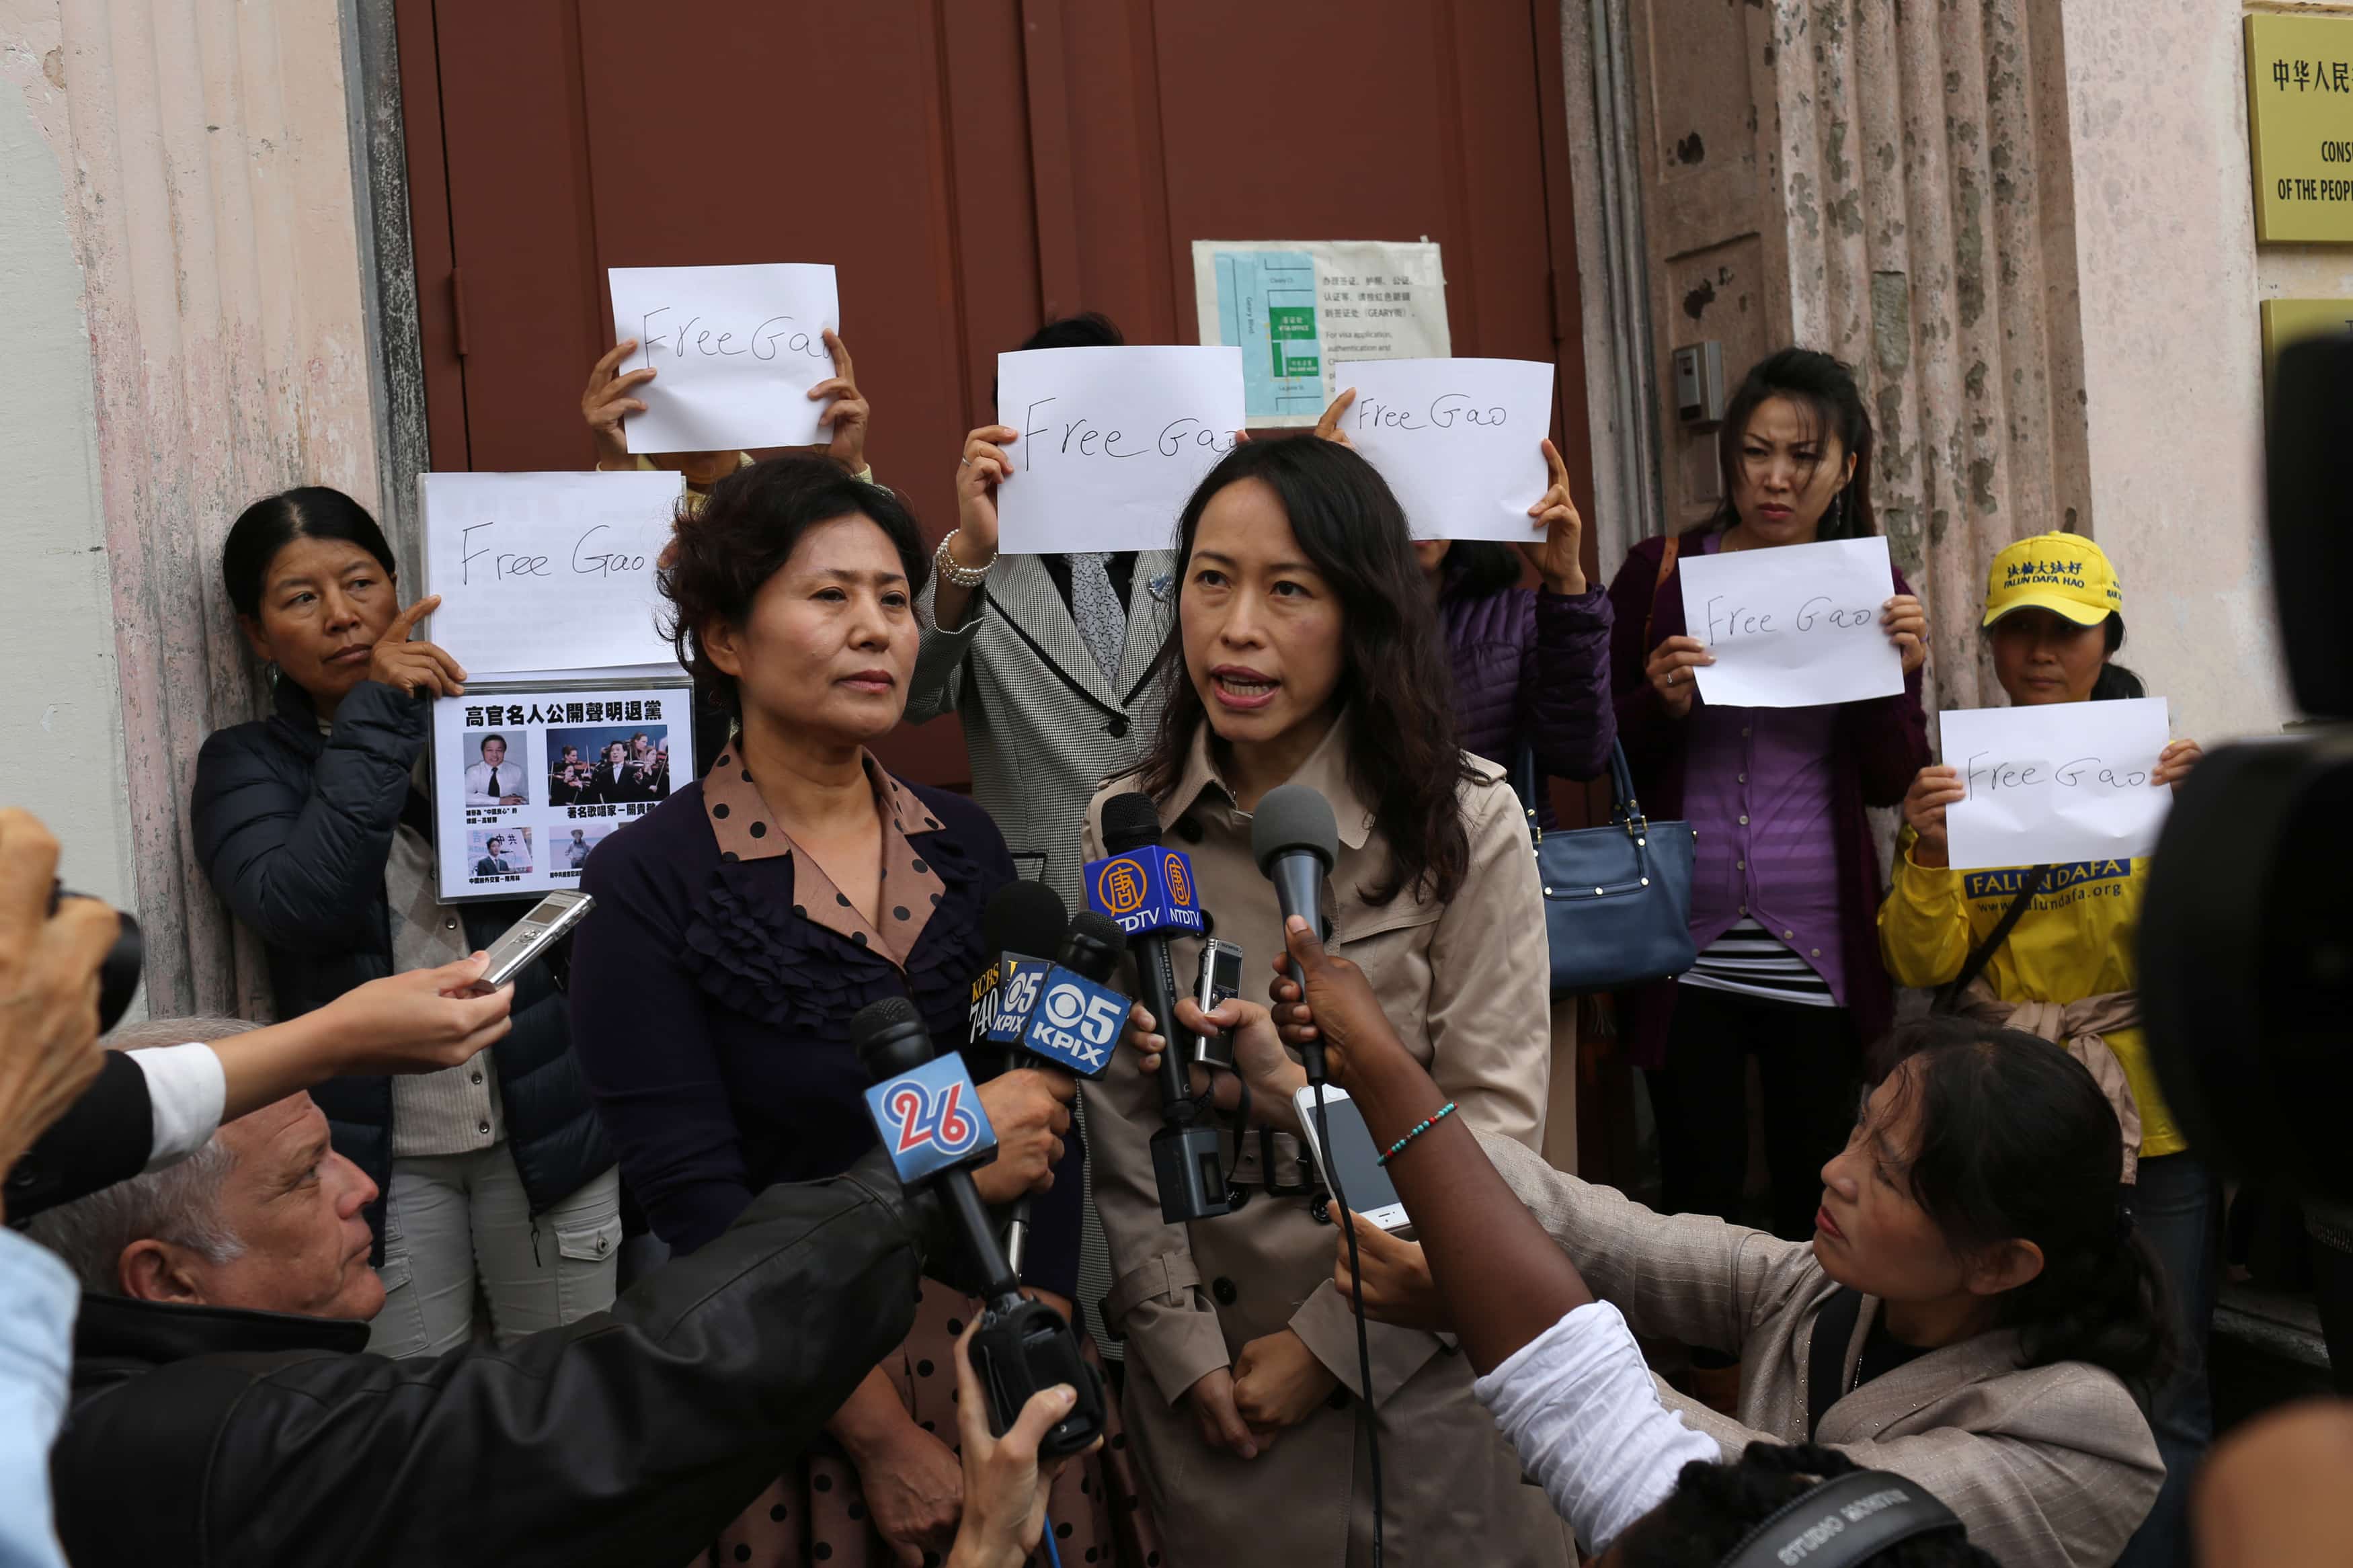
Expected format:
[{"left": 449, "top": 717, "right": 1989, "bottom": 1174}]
[{"left": 1827, "top": 489, "right": 1846, "bottom": 534}]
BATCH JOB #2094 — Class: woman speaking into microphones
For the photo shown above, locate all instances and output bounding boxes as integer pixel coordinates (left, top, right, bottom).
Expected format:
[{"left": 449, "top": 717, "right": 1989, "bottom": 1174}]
[{"left": 1078, "top": 437, "right": 1570, "bottom": 1565}]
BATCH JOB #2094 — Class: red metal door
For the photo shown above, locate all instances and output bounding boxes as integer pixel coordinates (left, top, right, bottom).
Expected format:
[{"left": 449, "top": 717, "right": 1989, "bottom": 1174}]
[{"left": 399, "top": 0, "right": 1587, "bottom": 786}]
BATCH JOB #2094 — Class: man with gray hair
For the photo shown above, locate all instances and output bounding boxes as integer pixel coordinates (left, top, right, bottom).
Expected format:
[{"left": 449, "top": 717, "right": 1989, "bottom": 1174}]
[
  {"left": 29, "top": 1020, "right": 260, "bottom": 1303},
  {"left": 30, "top": 1028, "right": 1060, "bottom": 1568}
]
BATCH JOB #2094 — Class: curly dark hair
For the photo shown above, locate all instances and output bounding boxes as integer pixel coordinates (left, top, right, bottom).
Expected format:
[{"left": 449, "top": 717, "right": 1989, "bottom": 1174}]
[
  {"left": 1618, "top": 1442, "right": 1996, "bottom": 1567},
  {"left": 1135, "top": 437, "right": 1474, "bottom": 906},
  {"left": 1707, "top": 347, "right": 1878, "bottom": 540},
  {"left": 657, "top": 456, "right": 928, "bottom": 724},
  {"left": 1870, "top": 1017, "right": 2175, "bottom": 1401}
]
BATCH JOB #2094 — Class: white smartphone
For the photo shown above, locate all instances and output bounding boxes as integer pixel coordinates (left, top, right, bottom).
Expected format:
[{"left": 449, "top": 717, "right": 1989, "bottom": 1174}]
[
  {"left": 1290, "top": 1083, "right": 1414, "bottom": 1237},
  {"left": 477, "top": 891, "right": 595, "bottom": 989}
]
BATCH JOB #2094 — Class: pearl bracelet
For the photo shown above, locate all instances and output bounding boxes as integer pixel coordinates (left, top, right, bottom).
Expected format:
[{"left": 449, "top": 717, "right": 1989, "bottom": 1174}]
[
  {"left": 934, "top": 528, "right": 996, "bottom": 588},
  {"left": 1377, "top": 1100, "right": 1457, "bottom": 1166}
]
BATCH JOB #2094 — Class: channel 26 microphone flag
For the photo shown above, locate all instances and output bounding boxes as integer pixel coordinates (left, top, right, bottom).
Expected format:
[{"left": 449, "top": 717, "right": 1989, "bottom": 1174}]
[{"left": 860, "top": 1050, "right": 998, "bottom": 1186}]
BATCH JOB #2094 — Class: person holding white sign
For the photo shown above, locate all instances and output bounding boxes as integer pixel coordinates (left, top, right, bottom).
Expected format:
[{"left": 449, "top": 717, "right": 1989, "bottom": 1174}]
[
  {"left": 912, "top": 315, "right": 1180, "bottom": 909},
  {"left": 190, "top": 487, "right": 622, "bottom": 1361},
  {"left": 582, "top": 326, "right": 871, "bottom": 497},
  {"left": 1602, "top": 349, "right": 1931, "bottom": 1288},
  {"left": 1314, "top": 389, "right": 1616, "bottom": 1175},
  {"left": 1880, "top": 533, "right": 2206, "bottom": 1568}
]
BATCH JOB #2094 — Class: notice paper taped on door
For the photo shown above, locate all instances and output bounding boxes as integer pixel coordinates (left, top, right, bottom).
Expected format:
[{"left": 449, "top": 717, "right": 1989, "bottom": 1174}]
[{"left": 1191, "top": 241, "right": 1450, "bottom": 427}]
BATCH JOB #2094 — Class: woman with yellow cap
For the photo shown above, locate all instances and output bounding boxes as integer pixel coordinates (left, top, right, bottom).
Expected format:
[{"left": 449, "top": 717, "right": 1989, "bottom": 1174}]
[{"left": 1880, "top": 531, "right": 2205, "bottom": 1568}]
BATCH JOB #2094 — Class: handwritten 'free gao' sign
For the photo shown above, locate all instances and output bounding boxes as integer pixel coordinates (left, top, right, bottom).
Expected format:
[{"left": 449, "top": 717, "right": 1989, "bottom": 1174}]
[
  {"left": 1341, "top": 357, "right": 1554, "bottom": 541},
  {"left": 1674, "top": 535, "right": 1903, "bottom": 708},
  {"left": 421, "top": 470, "right": 684, "bottom": 677},
  {"left": 994, "top": 345, "right": 1245, "bottom": 553},
  {"left": 1939, "top": 698, "right": 2171, "bottom": 870},
  {"left": 606, "top": 263, "right": 838, "bottom": 454}
]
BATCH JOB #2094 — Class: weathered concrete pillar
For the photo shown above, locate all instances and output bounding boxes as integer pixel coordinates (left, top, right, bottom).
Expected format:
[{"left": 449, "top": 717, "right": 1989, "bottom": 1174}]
[{"left": 1, "top": 0, "right": 385, "bottom": 1016}]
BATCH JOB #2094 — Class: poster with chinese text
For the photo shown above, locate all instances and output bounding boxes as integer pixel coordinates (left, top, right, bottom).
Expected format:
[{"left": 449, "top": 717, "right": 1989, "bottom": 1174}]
[{"left": 431, "top": 686, "right": 697, "bottom": 901}]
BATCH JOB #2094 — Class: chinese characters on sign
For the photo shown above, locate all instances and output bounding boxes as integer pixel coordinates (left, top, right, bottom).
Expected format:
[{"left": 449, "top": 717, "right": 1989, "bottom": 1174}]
[
  {"left": 431, "top": 687, "right": 696, "bottom": 901},
  {"left": 2245, "top": 14, "right": 2353, "bottom": 243},
  {"left": 1190, "top": 241, "right": 1451, "bottom": 427}
]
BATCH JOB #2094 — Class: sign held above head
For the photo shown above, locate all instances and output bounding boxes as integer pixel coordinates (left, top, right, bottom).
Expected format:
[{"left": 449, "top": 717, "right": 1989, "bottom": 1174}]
[
  {"left": 606, "top": 263, "right": 840, "bottom": 452},
  {"left": 993, "top": 345, "right": 1245, "bottom": 554},
  {"left": 1337, "top": 356, "right": 1556, "bottom": 542}
]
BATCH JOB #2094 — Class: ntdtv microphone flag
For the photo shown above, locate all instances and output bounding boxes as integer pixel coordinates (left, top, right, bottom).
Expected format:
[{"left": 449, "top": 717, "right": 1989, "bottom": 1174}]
[
  {"left": 861, "top": 1054, "right": 998, "bottom": 1186},
  {"left": 1084, "top": 846, "right": 1205, "bottom": 939}
]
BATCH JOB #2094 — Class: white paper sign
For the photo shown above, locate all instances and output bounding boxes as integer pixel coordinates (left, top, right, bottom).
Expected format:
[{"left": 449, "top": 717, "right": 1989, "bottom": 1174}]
[
  {"left": 607, "top": 263, "right": 838, "bottom": 452},
  {"left": 420, "top": 471, "right": 683, "bottom": 678},
  {"left": 995, "top": 346, "right": 1245, "bottom": 553},
  {"left": 1337, "top": 358, "right": 1553, "bottom": 540},
  {"left": 431, "top": 686, "right": 696, "bottom": 900},
  {"left": 1676, "top": 536, "right": 1903, "bottom": 708},
  {"left": 1939, "top": 698, "right": 2171, "bottom": 871}
]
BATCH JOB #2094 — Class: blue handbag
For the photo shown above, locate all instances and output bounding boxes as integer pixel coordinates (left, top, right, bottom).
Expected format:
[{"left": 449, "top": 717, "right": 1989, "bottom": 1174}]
[{"left": 1513, "top": 742, "right": 1698, "bottom": 995}]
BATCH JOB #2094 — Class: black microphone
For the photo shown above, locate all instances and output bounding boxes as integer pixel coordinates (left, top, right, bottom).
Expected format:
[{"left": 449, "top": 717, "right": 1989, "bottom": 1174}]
[
  {"left": 1051, "top": 908, "right": 1129, "bottom": 990},
  {"left": 1248, "top": 782, "right": 1386, "bottom": 1561},
  {"left": 972, "top": 880, "right": 1071, "bottom": 1055},
  {"left": 852, "top": 997, "right": 1107, "bottom": 1459},
  {"left": 1100, "top": 794, "right": 1198, "bottom": 1112},
  {"left": 1250, "top": 784, "right": 1340, "bottom": 1083},
  {"left": 1098, "top": 792, "right": 1231, "bottom": 1224}
]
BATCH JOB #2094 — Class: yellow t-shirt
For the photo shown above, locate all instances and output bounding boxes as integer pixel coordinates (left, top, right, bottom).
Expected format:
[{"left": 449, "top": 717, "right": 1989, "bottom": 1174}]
[{"left": 1878, "top": 832, "right": 2183, "bottom": 1157}]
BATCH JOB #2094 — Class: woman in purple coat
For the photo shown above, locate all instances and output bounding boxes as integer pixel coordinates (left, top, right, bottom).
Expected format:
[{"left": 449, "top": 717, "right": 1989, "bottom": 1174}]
[
  {"left": 1603, "top": 348, "right": 1929, "bottom": 1260},
  {"left": 1421, "top": 435, "right": 1616, "bottom": 1170}
]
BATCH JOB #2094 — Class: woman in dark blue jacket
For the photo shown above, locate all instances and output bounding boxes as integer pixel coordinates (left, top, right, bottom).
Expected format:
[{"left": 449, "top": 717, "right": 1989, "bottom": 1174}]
[
  {"left": 191, "top": 487, "right": 616, "bottom": 1358},
  {"left": 568, "top": 457, "right": 1138, "bottom": 1568}
]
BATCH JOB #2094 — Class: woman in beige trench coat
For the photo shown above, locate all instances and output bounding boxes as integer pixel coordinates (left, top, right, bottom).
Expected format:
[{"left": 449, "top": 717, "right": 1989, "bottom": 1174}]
[{"left": 1078, "top": 437, "right": 1574, "bottom": 1567}]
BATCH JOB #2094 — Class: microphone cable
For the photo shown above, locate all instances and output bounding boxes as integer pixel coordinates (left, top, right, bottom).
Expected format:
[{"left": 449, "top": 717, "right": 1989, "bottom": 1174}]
[{"left": 1308, "top": 1068, "right": 1385, "bottom": 1568}]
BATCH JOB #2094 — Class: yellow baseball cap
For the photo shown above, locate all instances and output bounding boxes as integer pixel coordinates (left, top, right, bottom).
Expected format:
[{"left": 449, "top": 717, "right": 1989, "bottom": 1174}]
[{"left": 1982, "top": 532, "right": 2122, "bottom": 627}]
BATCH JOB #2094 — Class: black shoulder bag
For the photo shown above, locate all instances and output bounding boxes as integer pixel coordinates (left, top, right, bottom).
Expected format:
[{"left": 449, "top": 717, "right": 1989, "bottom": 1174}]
[{"left": 1929, "top": 864, "right": 2050, "bottom": 1015}]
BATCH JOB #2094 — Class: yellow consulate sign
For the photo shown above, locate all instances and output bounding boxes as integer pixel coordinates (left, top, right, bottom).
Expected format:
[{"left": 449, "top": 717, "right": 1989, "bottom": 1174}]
[{"left": 2246, "top": 13, "right": 2353, "bottom": 243}]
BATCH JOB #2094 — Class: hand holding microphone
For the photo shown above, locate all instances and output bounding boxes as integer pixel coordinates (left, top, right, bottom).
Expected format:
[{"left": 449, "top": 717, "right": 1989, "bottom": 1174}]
[
  {"left": 852, "top": 998, "right": 1105, "bottom": 1461},
  {"left": 1263, "top": 915, "right": 1410, "bottom": 1090},
  {"left": 1248, "top": 785, "right": 1339, "bottom": 1082},
  {"left": 1086, "top": 793, "right": 1230, "bottom": 1225},
  {"left": 969, "top": 1070, "right": 1073, "bottom": 1205}
]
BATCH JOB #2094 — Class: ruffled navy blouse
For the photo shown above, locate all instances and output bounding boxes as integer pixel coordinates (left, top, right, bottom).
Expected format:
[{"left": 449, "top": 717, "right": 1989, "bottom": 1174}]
[{"left": 569, "top": 753, "right": 1082, "bottom": 1296}]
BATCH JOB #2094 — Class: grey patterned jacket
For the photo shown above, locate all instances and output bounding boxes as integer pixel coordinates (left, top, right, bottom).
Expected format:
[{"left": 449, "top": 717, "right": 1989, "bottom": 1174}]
[{"left": 908, "top": 552, "right": 1178, "bottom": 910}]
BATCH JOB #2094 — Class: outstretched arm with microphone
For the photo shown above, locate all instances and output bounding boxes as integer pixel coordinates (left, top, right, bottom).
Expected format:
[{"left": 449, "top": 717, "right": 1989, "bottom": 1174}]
[{"left": 1133, "top": 915, "right": 1593, "bottom": 1374}]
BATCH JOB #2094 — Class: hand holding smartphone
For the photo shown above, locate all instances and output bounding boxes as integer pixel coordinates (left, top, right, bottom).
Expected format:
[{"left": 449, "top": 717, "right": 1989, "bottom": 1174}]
[{"left": 1291, "top": 1083, "right": 1413, "bottom": 1237}]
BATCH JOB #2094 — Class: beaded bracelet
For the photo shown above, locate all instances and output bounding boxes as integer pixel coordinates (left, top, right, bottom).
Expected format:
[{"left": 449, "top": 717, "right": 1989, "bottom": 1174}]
[{"left": 1376, "top": 1101, "right": 1457, "bottom": 1166}]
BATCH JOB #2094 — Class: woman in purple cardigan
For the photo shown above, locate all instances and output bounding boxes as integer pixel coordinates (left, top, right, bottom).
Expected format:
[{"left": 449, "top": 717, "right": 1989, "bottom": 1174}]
[
  {"left": 1603, "top": 349, "right": 1929, "bottom": 1253},
  {"left": 1423, "top": 436, "right": 1616, "bottom": 1169}
]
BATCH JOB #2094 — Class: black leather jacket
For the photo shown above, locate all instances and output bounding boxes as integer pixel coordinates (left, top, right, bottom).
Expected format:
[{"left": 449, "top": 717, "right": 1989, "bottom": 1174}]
[
  {"left": 50, "top": 1155, "right": 935, "bottom": 1568},
  {"left": 190, "top": 676, "right": 610, "bottom": 1252}
]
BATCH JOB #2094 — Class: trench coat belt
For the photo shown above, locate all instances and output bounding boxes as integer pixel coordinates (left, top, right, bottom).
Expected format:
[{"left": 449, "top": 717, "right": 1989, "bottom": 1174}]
[{"left": 1227, "top": 1129, "right": 1314, "bottom": 1194}]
